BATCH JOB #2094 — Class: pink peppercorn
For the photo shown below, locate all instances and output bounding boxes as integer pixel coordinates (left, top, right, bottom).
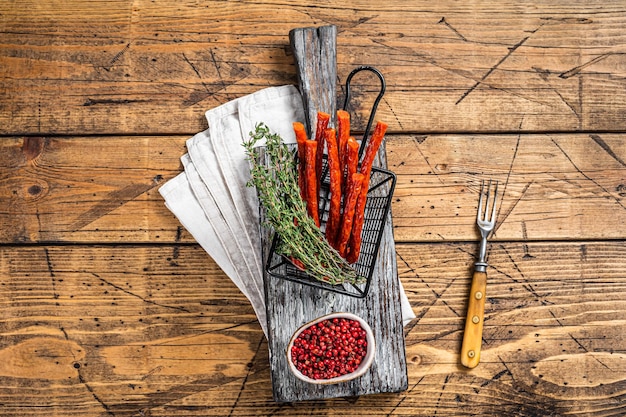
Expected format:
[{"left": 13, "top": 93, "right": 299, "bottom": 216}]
[{"left": 290, "top": 317, "right": 368, "bottom": 380}]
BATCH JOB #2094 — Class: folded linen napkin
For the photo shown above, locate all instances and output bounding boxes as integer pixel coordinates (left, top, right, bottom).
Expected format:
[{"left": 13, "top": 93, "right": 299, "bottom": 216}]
[{"left": 159, "top": 85, "right": 415, "bottom": 337}]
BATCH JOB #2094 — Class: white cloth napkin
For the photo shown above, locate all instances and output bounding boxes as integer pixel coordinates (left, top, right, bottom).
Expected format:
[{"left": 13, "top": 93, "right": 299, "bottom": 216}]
[{"left": 159, "top": 85, "right": 415, "bottom": 337}]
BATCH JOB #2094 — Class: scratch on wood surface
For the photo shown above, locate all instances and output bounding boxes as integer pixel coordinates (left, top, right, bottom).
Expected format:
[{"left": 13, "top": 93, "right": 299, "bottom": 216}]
[
  {"left": 548, "top": 83, "right": 581, "bottom": 124},
  {"left": 456, "top": 36, "right": 529, "bottom": 105},
  {"left": 151, "top": 322, "right": 261, "bottom": 351},
  {"left": 338, "top": 16, "right": 376, "bottom": 33},
  {"left": 369, "top": 36, "right": 467, "bottom": 79},
  {"left": 228, "top": 337, "right": 264, "bottom": 417},
  {"left": 102, "top": 42, "right": 131, "bottom": 71},
  {"left": 568, "top": 333, "right": 591, "bottom": 355},
  {"left": 385, "top": 375, "right": 425, "bottom": 417},
  {"left": 183, "top": 52, "right": 203, "bottom": 80},
  {"left": 371, "top": 36, "right": 543, "bottom": 107},
  {"left": 500, "top": 245, "right": 528, "bottom": 284},
  {"left": 170, "top": 226, "right": 182, "bottom": 266},
  {"left": 589, "top": 134, "right": 626, "bottom": 167},
  {"left": 62, "top": 328, "right": 113, "bottom": 415},
  {"left": 209, "top": 48, "right": 230, "bottom": 95},
  {"left": 181, "top": 50, "right": 236, "bottom": 106},
  {"left": 397, "top": 249, "right": 461, "bottom": 333},
  {"left": 574, "top": 339, "right": 618, "bottom": 373},
  {"left": 578, "top": 74, "right": 584, "bottom": 129},
  {"left": 540, "top": 16, "right": 593, "bottom": 25},
  {"left": 521, "top": 221, "right": 534, "bottom": 259},
  {"left": 83, "top": 98, "right": 149, "bottom": 106},
  {"left": 497, "top": 356, "right": 516, "bottom": 385},
  {"left": 410, "top": 135, "right": 445, "bottom": 185},
  {"left": 532, "top": 66, "right": 551, "bottom": 81},
  {"left": 383, "top": 97, "right": 403, "bottom": 130},
  {"left": 433, "top": 374, "right": 451, "bottom": 415},
  {"left": 69, "top": 182, "right": 160, "bottom": 231},
  {"left": 140, "top": 366, "right": 164, "bottom": 380},
  {"left": 60, "top": 326, "right": 69, "bottom": 340},
  {"left": 550, "top": 136, "right": 626, "bottom": 210},
  {"left": 480, "top": 368, "right": 510, "bottom": 388},
  {"left": 495, "top": 180, "right": 532, "bottom": 235},
  {"left": 140, "top": 376, "right": 243, "bottom": 414},
  {"left": 182, "top": 51, "right": 214, "bottom": 100},
  {"left": 559, "top": 53, "right": 614, "bottom": 79},
  {"left": 548, "top": 309, "right": 565, "bottom": 329},
  {"left": 89, "top": 272, "right": 190, "bottom": 313},
  {"left": 43, "top": 248, "right": 60, "bottom": 302},
  {"left": 438, "top": 17, "right": 467, "bottom": 41},
  {"left": 494, "top": 131, "right": 524, "bottom": 234},
  {"left": 499, "top": 244, "right": 545, "bottom": 302},
  {"left": 35, "top": 208, "right": 43, "bottom": 241},
  {"left": 78, "top": 371, "right": 115, "bottom": 416}
]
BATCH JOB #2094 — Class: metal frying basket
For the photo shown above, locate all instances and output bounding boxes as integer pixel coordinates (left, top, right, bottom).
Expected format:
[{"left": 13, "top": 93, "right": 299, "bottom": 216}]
[{"left": 266, "top": 66, "right": 395, "bottom": 298}]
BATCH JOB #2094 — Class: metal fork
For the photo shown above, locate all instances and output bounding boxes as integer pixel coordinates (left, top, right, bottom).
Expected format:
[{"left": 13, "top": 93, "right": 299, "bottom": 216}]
[{"left": 461, "top": 179, "right": 498, "bottom": 368}]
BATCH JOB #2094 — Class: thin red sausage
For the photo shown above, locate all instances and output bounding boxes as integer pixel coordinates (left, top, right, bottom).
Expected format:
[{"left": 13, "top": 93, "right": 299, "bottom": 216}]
[
  {"left": 290, "top": 257, "right": 306, "bottom": 271},
  {"left": 336, "top": 110, "right": 351, "bottom": 185},
  {"left": 344, "top": 137, "right": 359, "bottom": 188},
  {"left": 304, "top": 139, "right": 320, "bottom": 226},
  {"left": 293, "top": 122, "right": 309, "bottom": 200},
  {"left": 346, "top": 121, "right": 388, "bottom": 263},
  {"left": 324, "top": 128, "right": 341, "bottom": 248},
  {"left": 336, "top": 173, "right": 365, "bottom": 258},
  {"left": 315, "top": 112, "right": 330, "bottom": 188},
  {"left": 359, "top": 121, "right": 388, "bottom": 177}
]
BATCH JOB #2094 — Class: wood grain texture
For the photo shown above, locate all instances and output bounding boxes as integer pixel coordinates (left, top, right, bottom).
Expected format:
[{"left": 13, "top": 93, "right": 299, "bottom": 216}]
[
  {"left": 289, "top": 25, "right": 337, "bottom": 137},
  {"left": 388, "top": 133, "right": 626, "bottom": 242},
  {"left": 2, "top": 0, "right": 626, "bottom": 414},
  {"left": 399, "top": 240, "right": 626, "bottom": 416},
  {"left": 0, "top": 242, "right": 623, "bottom": 415},
  {"left": 1, "top": 134, "right": 623, "bottom": 244},
  {"left": 0, "top": 136, "right": 189, "bottom": 243},
  {"left": 3, "top": 1, "right": 626, "bottom": 134}
]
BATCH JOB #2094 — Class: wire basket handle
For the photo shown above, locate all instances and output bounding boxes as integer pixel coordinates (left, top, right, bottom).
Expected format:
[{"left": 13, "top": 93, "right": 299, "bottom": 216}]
[{"left": 341, "top": 65, "right": 386, "bottom": 159}]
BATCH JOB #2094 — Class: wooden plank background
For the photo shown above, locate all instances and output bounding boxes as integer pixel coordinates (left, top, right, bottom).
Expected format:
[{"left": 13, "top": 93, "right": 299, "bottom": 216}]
[
  {"left": 3, "top": 1, "right": 626, "bottom": 135},
  {"left": 1, "top": 0, "right": 625, "bottom": 416},
  {"left": 2, "top": 134, "right": 623, "bottom": 243}
]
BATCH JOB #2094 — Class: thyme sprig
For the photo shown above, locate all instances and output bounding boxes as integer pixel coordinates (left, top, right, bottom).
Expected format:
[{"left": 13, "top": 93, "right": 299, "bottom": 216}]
[{"left": 244, "top": 123, "right": 360, "bottom": 285}]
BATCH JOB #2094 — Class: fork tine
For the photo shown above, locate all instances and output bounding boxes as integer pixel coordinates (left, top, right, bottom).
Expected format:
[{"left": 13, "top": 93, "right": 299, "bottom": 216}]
[
  {"left": 477, "top": 179, "right": 498, "bottom": 225},
  {"left": 489, "top": 181, "right": 498, "bottom": 223},
  {"left": 477, "top": 180, "right": 485, "bottom": 221}
]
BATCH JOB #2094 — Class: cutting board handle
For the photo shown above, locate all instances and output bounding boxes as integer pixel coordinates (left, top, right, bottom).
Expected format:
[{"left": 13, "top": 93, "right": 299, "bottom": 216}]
[{"left": 289, "top": 25, "right": 337, "bottom": 138}]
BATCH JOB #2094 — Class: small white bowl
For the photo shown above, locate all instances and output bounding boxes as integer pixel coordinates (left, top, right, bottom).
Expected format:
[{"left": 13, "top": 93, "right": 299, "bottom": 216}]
[{"left": 286, "top": 312, "right": 376, "bottom": 384}]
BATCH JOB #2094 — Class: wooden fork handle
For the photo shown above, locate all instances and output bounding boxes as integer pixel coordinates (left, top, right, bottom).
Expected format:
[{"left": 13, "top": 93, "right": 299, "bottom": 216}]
[{"left": 461, "top": 269, "right": 487, "bottom": 368}]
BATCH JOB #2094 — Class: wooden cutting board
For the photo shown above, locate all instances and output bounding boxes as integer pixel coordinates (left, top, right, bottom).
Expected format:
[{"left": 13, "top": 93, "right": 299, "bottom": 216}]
[{"left": 261, "top": 25, "right": 408, "bottom": 403}]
